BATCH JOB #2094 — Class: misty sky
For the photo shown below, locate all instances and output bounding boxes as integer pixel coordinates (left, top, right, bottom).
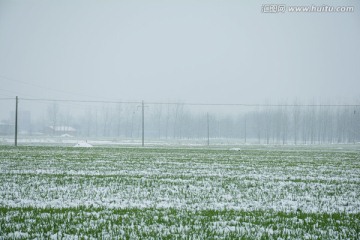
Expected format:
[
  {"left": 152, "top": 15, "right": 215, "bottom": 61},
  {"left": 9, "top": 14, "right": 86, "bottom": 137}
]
[{"left": 0, "top": 0, "right": 359, "bottom": 104}]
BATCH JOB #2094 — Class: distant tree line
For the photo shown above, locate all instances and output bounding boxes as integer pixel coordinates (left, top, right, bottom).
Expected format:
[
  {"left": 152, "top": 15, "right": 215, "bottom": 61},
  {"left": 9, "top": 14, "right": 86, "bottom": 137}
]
[{"left": 38, "top": 101, "right": 360, "bottom": 144}]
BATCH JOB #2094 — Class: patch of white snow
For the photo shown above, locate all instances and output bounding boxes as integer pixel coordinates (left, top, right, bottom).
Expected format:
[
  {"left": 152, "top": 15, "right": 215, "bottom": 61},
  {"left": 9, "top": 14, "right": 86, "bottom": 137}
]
[{"left": 74, "top": 141, "right": 93, "bottom": 148}]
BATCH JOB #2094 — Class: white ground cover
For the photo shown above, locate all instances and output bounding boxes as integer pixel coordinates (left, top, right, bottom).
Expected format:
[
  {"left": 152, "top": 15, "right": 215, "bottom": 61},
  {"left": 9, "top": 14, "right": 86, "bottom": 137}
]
[
  {"left": 73, "top": 141, "right": 93, "bottom": 148},
  {"left": 0, "top": 145, "right": 359, "bottom": 239}
]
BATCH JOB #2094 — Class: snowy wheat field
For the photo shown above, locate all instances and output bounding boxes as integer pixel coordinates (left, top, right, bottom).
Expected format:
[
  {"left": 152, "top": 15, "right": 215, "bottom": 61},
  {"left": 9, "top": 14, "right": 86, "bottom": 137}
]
[{"left": 0, "top": 145, "right": 359, "bottom": 239}]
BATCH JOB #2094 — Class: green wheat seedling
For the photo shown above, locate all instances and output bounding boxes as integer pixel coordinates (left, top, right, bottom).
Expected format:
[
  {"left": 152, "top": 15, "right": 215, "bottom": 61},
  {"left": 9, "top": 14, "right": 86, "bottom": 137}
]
[{"left": 0, "top": 145, "right": 359, "bottom": 239}]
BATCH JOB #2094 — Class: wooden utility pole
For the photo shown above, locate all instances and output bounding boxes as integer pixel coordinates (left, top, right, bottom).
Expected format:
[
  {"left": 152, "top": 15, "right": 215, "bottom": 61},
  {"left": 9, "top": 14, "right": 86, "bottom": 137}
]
[{"left": 15, "top": 96, "right": 18, "bottom": 147}]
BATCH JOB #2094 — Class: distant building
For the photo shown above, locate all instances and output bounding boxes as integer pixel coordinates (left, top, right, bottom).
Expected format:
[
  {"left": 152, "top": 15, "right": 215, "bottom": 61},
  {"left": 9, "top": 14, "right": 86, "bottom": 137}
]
[
  {"left": 47, "top": 126, "right": 77, "bottom": 136},
  {"left": 10, "top": 111, "right": 32, "bottom": 134},
  {"left": 0, "top": 121, "right": 14, "bottom": 135}
]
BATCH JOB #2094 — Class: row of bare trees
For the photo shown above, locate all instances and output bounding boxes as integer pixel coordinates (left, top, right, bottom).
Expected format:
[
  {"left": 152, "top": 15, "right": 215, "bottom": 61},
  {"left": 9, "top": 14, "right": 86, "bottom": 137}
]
[
  {"left": 245, "top": 106, "right": 359, "bottom": 144},
  {"left": 40, "top": 101, "right": 360, "bottom": 144}
]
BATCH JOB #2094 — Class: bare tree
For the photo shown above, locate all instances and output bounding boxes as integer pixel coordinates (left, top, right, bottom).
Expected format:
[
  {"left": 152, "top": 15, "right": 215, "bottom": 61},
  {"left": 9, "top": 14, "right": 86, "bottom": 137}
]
[
  {"left": 47, "top": 102, "right": 59, "bottom": 135},
  {"left": 292, "top": 102, "right": 300, "bottom": 145}
]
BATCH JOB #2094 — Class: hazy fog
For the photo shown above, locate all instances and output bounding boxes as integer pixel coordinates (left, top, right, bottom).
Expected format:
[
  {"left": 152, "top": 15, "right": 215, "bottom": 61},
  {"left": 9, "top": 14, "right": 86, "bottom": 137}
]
[{"left": 0, "top": 0, "right": 359, "bottom": 104}]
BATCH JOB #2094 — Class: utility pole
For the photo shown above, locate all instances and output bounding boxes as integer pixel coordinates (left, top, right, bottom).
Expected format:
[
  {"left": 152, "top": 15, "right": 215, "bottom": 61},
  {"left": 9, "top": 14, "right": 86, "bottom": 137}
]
[
  {"left": 142, "top": 100, "right": 144, "bottom": 147},
  {"left": 207, "top": 113, "right": 210, "bottom": 146},
  {"left": 15, "top": 96, "right": 18, "bottom": 147}
]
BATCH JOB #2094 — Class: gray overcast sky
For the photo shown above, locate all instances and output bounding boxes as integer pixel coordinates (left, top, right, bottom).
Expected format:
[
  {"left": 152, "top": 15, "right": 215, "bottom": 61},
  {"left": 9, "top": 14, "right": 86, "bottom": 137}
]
[{"left": 0, "top": 0, "right": 359, "bottom": 104}]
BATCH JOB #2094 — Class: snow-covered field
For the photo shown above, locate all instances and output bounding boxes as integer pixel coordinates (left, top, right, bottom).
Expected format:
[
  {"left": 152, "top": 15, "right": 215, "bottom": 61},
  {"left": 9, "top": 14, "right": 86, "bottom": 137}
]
[{"left": 0, "top": 145, "right": 359, "bottom": 239}]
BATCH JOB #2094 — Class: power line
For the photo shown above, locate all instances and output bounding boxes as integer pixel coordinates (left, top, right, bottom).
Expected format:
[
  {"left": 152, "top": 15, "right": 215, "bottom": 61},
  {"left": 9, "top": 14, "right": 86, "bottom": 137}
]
[
  {"left": 20, "top": 98, "right": 141, "bottom": 104},
  {"left": 0, "top": 74, "right": 116, "bottom": 101},
  {"left": 16, "top": 97, "right": 360, "bottom": 107},
  {"left": 0, "top": 75, "right": 65, "bottom": 93},
  {"left": 0, "top": 87, "right": 22, "bottom": 95},
  {"left": 2, "top": 75, "right": 359, "bottom": 108},
  {"left": 147, "top": 102, "right": 360, "bottom": 107},
  {"left": 0, "top": 85, "right": 52, "bottom": 99}
]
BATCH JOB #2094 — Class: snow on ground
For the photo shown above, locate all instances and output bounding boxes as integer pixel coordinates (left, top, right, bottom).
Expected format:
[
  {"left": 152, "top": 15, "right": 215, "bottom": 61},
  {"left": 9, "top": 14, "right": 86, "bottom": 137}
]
[
  {"left": 73, "top": 141, "right": 93, "bottom": 148},
  {"left": 0, "top": 146, "right": 359, "bottom": 238},
  {"left": 229, "top": 147, "right": 241, "bottom": 151},
  {"left": 1, "top": 146, "right": 359, "bottom": 213}
]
